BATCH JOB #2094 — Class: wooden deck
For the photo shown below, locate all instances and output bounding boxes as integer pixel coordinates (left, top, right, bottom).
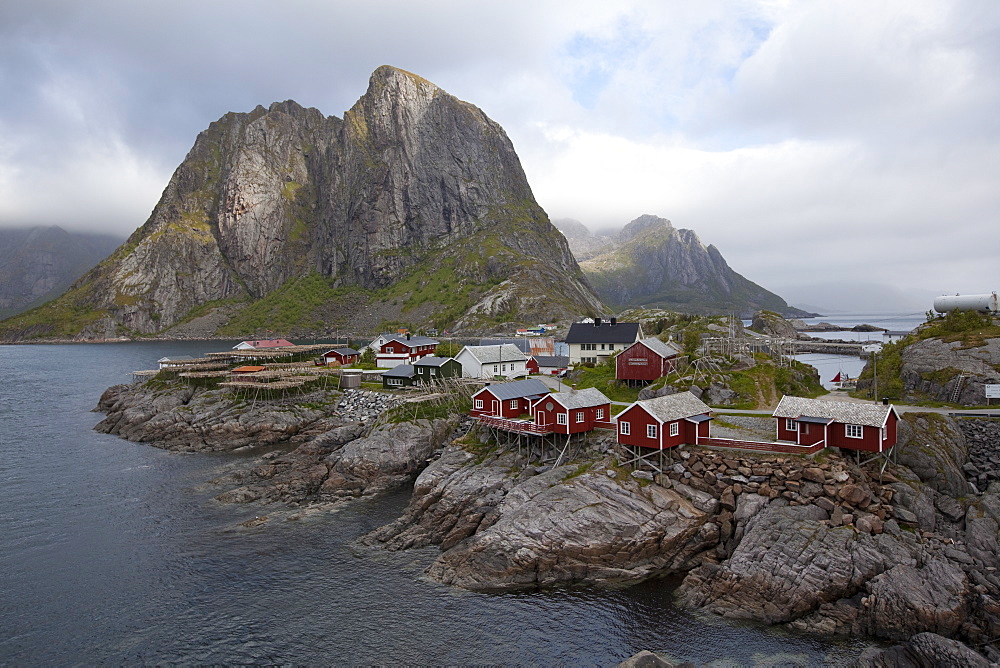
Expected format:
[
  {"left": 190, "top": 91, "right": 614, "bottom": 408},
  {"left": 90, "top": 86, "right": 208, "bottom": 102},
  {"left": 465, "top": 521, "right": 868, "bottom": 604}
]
[
  {"left": 478, "top": 414, "right": 554, "bottom": 435},
  {"left": 699, "top": 437, "right": 826, "bottom": 455}
]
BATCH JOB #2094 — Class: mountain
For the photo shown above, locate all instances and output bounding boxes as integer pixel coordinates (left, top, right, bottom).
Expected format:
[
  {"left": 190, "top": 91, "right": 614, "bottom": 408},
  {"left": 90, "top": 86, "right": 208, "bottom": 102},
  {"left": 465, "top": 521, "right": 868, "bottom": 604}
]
[
  {"left": 0, "top": 66, "right": 603, "bottom": 341},
  {"left": 576, "top": 214, "right": 802, "bottom": 317},
  {"left": 0, "top": 226, "right": 123, "bottom": 319}
]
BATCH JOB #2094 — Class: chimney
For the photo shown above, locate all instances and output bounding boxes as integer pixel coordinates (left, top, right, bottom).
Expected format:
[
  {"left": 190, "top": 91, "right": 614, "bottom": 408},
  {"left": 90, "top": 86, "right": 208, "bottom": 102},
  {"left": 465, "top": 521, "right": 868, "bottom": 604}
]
[
  {"left": 610, "top": 317, "right": 617, "bottom": 326},
  {"left": 406, "top": 332, "right": 411, "bottom": 340},
  {"left": 594, "top": 317, "right": 602, "bottom": 327}
]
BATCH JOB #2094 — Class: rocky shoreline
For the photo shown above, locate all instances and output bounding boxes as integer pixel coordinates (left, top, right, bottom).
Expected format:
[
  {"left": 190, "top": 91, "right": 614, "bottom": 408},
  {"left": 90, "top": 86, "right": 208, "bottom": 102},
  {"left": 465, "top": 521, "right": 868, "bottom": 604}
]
[{"left": 94, "top": 379, "right": 1000, "bottom": 664}]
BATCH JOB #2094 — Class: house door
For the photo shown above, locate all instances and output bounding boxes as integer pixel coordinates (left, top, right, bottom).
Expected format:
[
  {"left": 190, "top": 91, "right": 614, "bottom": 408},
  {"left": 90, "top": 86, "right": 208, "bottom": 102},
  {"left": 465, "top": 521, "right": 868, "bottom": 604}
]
[
  {"left": 492, "top": 400, "right": 499, "bottom": 416},
  {"left": 536, "top": 411, "right": 546, "bottom": 426}
]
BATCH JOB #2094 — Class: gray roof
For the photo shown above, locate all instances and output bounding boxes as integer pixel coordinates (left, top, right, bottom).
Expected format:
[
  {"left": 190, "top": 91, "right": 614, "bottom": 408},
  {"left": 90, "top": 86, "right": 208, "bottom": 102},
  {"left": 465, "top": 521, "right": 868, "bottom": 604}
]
[
  {"left": 324, "top": 347, "right": 359, "bottom": 356},
  {"left": 532, "top": 355, "right": 569, "bottom": 368},
  {"left": 565, "top": 321, "right": 641, "bottom": 345},
  {"left": 382, "top": 364, "right": 416, "bottom": 378},
  {"left": 461, "top": 344, "right": 529, "bottom": 364},
  {"left": 773, "top": 396, "right": 894, "bottom": 428},
  {"left": 633, "top": 391, "right": 712, "bottom": 422},
  {"left": 385, "top": 335, "right": 439, "bottom": 347},
  {"left": 414, "top": 356, "right": 453, "bottom": 367},
  {"left": 539, "top": 387, "right": 610, "bottom": 410},
  {"left": 476, "top": 378, "right": 550, "bottom": 402},
  {"left": 629, "top": 337, "right": 682, "bottom": 358},
  {"left": 480, "top": 338, "right": 532, "bottom": 354}
]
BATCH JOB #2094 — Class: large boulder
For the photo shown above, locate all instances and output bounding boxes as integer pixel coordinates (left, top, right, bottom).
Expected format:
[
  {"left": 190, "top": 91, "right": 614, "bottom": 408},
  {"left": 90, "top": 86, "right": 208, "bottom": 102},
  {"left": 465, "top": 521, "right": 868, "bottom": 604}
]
[
  {"left": 675, "top": 502, "right": 916, "bottom": 624},
  {"left": 371, "top": 454, "right": 719, "bottom": 590},
  {"left": 850, "top": 631, "right": 992, "bottom": 668},
  {"left": 895, "top": 413, "right": 972, "bottom": 497}
]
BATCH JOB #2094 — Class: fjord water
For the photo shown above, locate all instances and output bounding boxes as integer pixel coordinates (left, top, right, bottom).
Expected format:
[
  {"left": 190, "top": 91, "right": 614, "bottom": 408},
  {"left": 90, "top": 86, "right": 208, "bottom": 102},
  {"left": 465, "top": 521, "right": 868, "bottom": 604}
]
[{"left": 1, "top": 342, "right": 868, "bottom": 665}]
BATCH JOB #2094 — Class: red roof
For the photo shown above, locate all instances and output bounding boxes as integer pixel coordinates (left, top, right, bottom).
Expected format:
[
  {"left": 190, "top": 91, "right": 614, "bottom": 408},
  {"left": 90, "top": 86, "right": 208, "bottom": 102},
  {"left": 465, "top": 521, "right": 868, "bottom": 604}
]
[
  {"left": 233, "top": 365, "right": 265, "bottom": 373},
  {"left": 242, "top": 339, "right": 293, "bottom": 348}
]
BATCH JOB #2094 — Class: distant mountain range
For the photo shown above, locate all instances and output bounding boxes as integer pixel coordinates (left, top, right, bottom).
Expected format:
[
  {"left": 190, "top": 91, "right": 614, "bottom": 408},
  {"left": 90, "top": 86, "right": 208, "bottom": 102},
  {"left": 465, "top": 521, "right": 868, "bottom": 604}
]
[
  {"left": 0, "top": 66, "right": 603, "bottom": 341},
  {"left": 558, "top": 215, "right": 808, "bottom": 317},
  {"left": 0, "top": 226, "right": 123, "bottom": 319}
]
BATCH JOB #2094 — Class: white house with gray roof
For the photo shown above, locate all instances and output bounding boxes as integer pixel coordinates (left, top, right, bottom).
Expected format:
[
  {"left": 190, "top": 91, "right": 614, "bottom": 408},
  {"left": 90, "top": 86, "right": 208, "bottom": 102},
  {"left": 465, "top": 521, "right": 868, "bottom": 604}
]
[{"left": 455, "top": 344, "right": 529, "bottom": 379}]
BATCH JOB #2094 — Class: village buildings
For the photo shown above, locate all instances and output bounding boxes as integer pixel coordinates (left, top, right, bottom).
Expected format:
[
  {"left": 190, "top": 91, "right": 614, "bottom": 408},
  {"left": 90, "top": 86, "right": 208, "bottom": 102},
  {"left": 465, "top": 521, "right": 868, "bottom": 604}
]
[
  {"left": 772, "top": 396, "right": 899, "bottom": 452},
  {"left": 232, "top": 338, "right": 294, "bottom": 350},
  {"left": 375, "top": 334, "right": 439, "bottom": 368},
  {"left": 615, "top": 392, "right": 713, "bottom": 450},
  {"left": 455, "top": 344, "right": 529, "bottom": 379},
  {"left": 615, "top": 337, "right": 683, "bottom": 383},
  {"left": 413, "top": 356, "right": 462, "bottom": 383},
  {"left": 565, "top": 318, "right": 642, "bottom": 365},
  {"left": 321, "top": 347, "right": 360, "bottom": 366}
]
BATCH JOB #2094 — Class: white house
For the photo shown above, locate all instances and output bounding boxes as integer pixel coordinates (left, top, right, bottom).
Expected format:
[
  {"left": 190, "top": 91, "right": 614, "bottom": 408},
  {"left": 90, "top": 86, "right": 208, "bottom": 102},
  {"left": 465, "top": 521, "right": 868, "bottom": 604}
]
[{"left": 455, "top": 344, "right": 529, "bottom": 379}]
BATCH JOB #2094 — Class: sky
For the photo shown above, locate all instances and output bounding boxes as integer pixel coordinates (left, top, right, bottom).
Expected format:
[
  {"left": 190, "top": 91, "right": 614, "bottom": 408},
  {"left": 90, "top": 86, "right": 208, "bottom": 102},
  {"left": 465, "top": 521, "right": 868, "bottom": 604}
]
[{"left": 1, "top": 0, "right": 997, "bottom": 313}]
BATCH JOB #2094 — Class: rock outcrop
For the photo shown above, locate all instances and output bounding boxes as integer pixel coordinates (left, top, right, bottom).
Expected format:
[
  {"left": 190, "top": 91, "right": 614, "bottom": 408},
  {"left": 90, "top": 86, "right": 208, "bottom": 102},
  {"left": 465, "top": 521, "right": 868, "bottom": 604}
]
[
  {"left": 577, "top": 215, "right": 799, "bottom": 317},
  {"left": 1, "top": 66, "right": 603, "bottom": 340},
  {"left": 365, "top": 444, "right": 718, "bottom": 589}
]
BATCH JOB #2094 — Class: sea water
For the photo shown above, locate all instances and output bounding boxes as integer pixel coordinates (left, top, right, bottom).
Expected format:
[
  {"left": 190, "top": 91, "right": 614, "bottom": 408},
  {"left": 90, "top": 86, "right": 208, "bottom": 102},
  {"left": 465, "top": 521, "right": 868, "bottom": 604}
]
[{"left": 0, "top": 341, "right": 871, "bottom": 664}]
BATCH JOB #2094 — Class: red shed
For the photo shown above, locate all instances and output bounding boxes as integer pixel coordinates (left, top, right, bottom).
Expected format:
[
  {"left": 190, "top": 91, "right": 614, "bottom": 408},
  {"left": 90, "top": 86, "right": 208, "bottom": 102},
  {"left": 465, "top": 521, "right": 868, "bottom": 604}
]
[
  {"left": 616, "top": 337, "right": 683, "bottom": 383},
  {"left": 321, "top": 347, "right": 360, "bottom": 366},
  {"left": 471, "top": 379, "right": 550, "bottom": 419},
  {"left": 531, "top": 387, "right": 613, "bottom": 435},
  {"left": 616, "top": 392, "right": 713, "bottom": 450},
  {"left": 772, "top": 396, "right": 899, "bottom": 452}
]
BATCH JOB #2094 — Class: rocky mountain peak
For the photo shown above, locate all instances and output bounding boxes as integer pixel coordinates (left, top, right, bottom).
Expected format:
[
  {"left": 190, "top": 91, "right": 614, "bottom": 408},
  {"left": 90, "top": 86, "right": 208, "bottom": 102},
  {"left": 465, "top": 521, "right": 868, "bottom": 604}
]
[
  {"left": 0, "top": 67, "right": 603, "bottom": 340},
  {"left": 618, "top": 214, "right": 673, "bottom": 242}
]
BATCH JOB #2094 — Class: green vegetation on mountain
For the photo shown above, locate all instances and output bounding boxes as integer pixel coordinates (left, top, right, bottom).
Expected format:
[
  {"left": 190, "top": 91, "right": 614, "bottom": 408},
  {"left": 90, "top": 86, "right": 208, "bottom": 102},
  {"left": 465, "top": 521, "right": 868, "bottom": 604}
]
[
  {"left": 574, "top": 215, "right": 799, "bottom": 317},
  {"left": 0, "top": 66, "right": 603, "bottom": 342}
]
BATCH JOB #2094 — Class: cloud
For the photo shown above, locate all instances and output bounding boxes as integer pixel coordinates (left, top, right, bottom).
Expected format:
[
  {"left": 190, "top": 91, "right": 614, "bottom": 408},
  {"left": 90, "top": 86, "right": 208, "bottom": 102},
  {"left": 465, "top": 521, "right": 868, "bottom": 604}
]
[{"left": 0, "top": 0, "right": 997, "bottom": 306}]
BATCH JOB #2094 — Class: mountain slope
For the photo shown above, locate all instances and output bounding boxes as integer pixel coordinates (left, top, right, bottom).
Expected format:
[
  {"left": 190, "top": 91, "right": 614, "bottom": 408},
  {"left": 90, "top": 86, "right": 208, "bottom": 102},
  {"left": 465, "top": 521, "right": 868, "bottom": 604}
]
[
  {"left": 0, "top": 67, "right": 603, "bottom": 340},
  {"left": 579, "top": 214, "right": 798, "bottom": 316},
  {"left": 0, "top": 226, "right": 123, "bottom": 319}
]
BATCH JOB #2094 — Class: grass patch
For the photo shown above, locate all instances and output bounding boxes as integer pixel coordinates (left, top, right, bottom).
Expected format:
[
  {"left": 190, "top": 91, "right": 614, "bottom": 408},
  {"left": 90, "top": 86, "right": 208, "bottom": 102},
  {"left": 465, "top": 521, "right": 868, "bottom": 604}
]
[{"left": 217, "top": 273, "right": 369, "bottom": 335}]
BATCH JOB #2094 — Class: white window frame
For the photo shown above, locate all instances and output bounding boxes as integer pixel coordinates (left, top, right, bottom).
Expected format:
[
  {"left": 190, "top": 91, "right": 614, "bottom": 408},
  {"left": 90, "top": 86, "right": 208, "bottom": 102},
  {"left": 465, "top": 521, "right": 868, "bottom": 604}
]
[
  {"left": 557, "top": 413, "right": 568, "bottom": 425},
  {"left": 509, "top": 399, "right": 518, "bottom": 410},
  {"left": 595, "top": 408, "right": 605, "bottom": 420},
  {"left": 620, "top": 421, "right": 630, "bottom": 435},
  {"left": 646, "top": 424, "right": 657, "bottom": 438},
  {"left": 475, "top": 399, "right": 483, "bottom": 410},
  {"left": 845, "top": 423, "right": 864, "bottom": 439},
  {"left": 786, "top": 419, "right": 796, "bottom": 431},
  {"left": 576, "top": 411, "right": 585, "bottom": 423},
  {"left": 669, "top": 422, "right": 679, "bottom": 437}
]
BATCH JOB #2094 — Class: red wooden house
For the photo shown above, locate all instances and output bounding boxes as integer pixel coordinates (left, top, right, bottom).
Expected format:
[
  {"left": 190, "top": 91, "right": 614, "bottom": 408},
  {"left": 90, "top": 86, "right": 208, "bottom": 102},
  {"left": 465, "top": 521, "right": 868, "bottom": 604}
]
[
  {"left": 321, "top": 347, "right": 360, "bottom": 366},
  {"left": 471, "top": 379, "right": 550, "bottom": 419},
  {"left": 530, "top": 387, "right": 613, "bottom": 435},
  {"left": 376, "top": 334, "right": 439, "bottom": 368},
  {"left": 772, "top": 396, "right": 899, "bottom": 452},
  {"left": 526, "top": 355, "right": 570, "bottom": 376},
  {"left": 615, "top": 337, "right": 683, "bottom": 383},
  {"left": 616, "top": 392, "right": 713, "bottom": 450}
]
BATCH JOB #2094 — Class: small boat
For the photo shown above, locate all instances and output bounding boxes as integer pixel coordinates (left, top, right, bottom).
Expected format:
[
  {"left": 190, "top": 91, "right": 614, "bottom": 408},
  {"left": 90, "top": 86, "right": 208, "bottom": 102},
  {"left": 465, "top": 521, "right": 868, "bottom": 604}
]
[{"left": 830, "top": 371, "right": 856, "bottom": 389}]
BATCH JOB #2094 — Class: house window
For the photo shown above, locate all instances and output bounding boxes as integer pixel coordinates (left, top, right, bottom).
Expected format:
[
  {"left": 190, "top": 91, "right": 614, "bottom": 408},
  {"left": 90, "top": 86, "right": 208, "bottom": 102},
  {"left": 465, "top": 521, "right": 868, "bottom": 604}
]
[
  {"left": 502, "top": 364, "right": 507, "bottom": 373},
  {"left": 802, "top": 424, "right": 809, "bottom": 434},
  {"left": 620, "top": 421, "right": 630, "bottom": 435},
  {"left": 881, "top": 427, "right": 886, "bottom": 441},
  {"left": 846, "top": 424, "right": 863, "bottom": 439},
  {"left": 646, "top": 424, "right": 657, "bottom": 438},
  {"left": 576, "top": 411, "right": 585, "bottom": 423},
  {"left": 669, "top": 422, "right": 679, "bottom": 437},
  {"left": 475, "top": 399, "right": 483, "bottom": 410},
  {"left": 786, "top": 419, "right": 796, "bottom": 431},
  {"left": 510, "top": 400, "right": 518, "bottom": 410},
  {"left": 493, "top": 365, "right": 499, "bottom": 373},
  {"left": 600, "top": 344, "right": 606, "bottom": 350},
  {"left": 596, "top": 408, "right": 604, "bottom": 420},
  {"left": 557, "top": 413, "right": 567, "bottom": 425}
]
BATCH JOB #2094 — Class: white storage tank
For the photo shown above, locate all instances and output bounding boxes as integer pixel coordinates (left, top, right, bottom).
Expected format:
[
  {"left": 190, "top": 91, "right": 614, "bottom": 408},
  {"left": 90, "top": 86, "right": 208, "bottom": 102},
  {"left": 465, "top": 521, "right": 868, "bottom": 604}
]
[{"left": 933, "top": 292, "right": 998, "bottom": 314}]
